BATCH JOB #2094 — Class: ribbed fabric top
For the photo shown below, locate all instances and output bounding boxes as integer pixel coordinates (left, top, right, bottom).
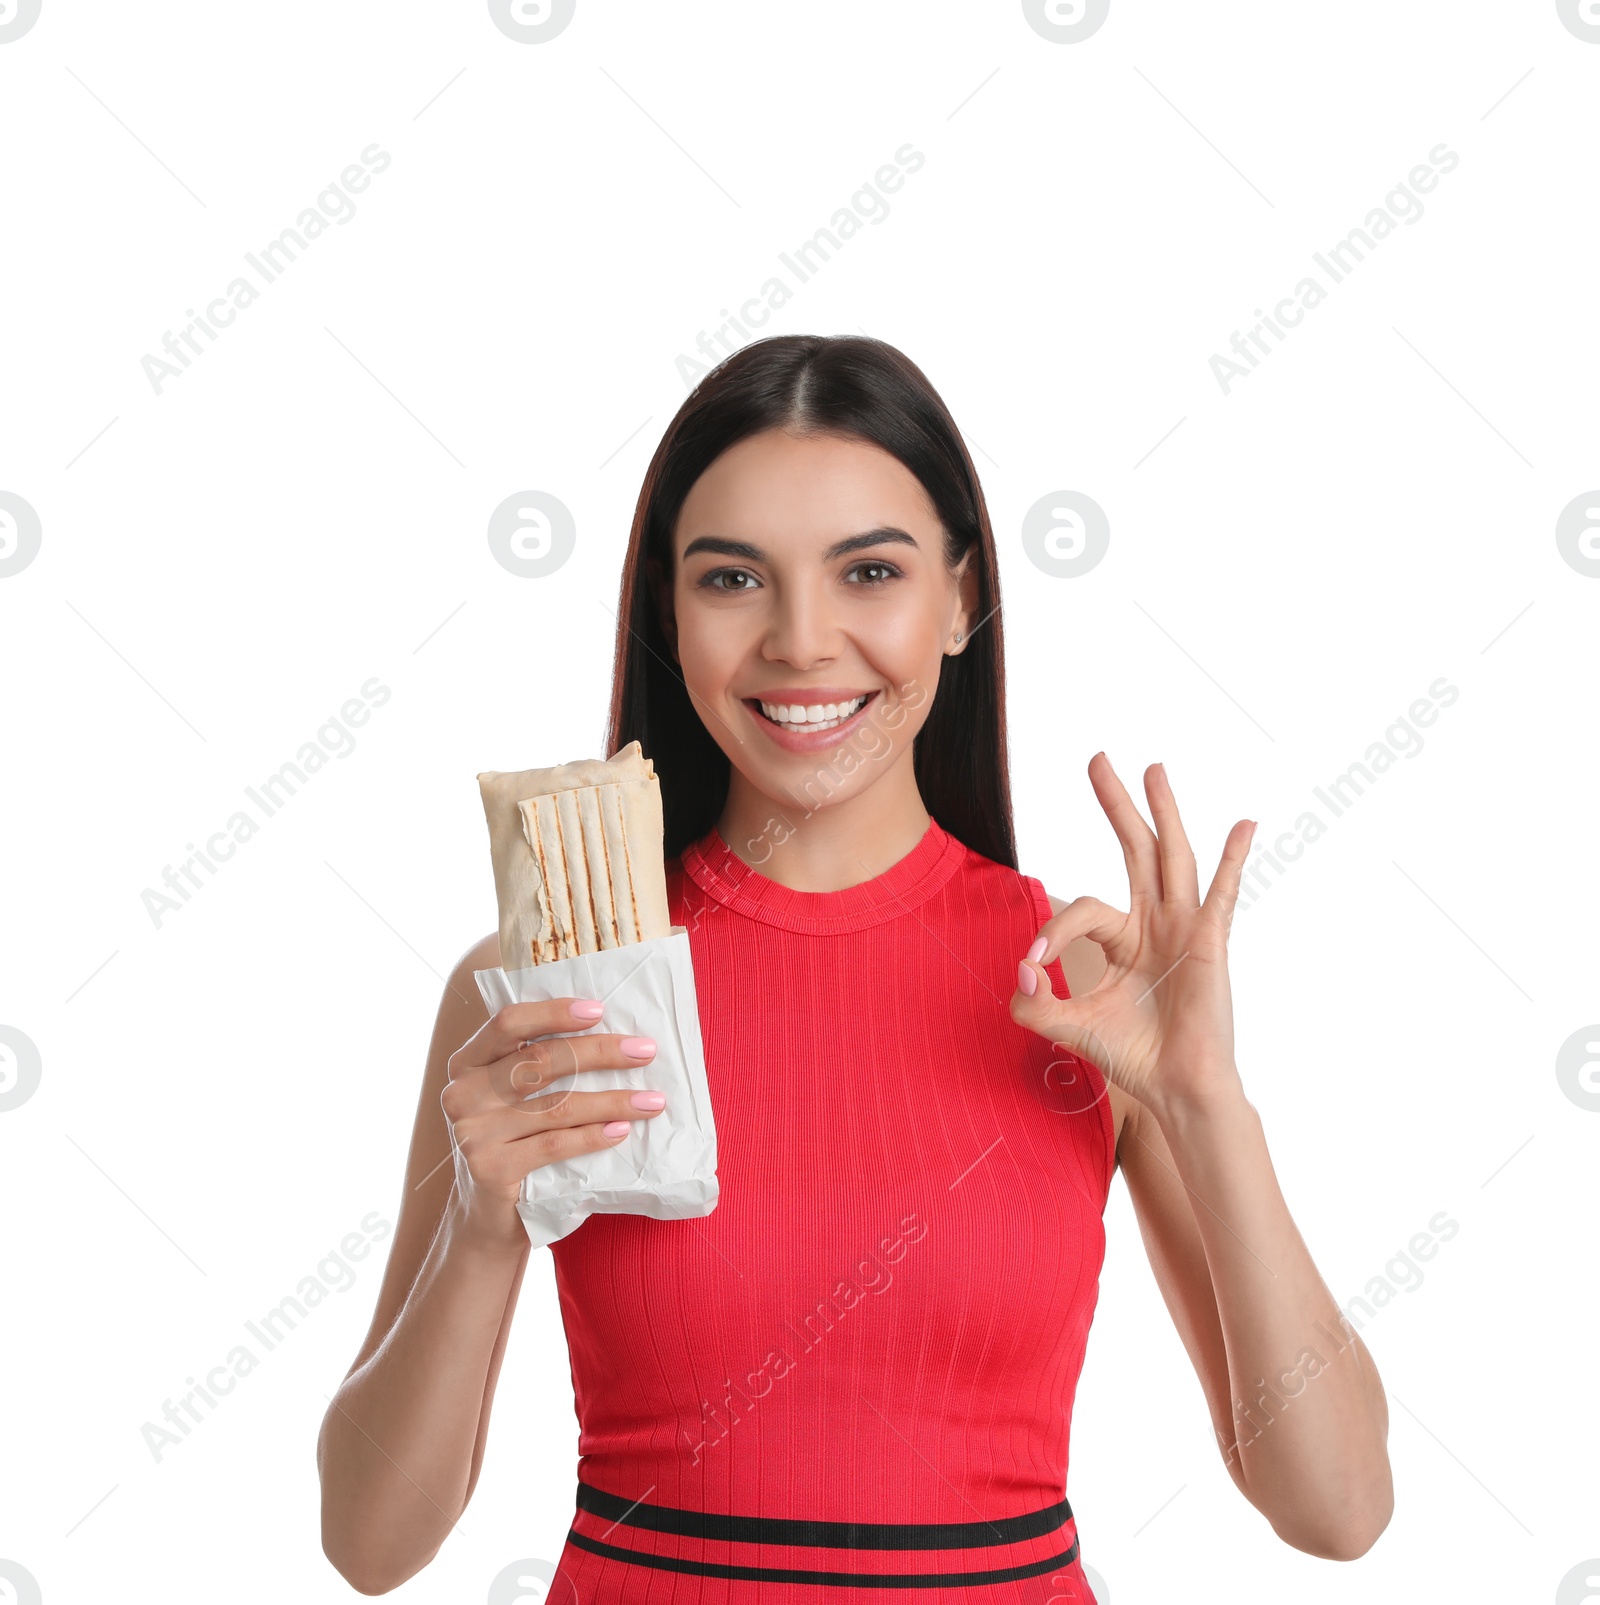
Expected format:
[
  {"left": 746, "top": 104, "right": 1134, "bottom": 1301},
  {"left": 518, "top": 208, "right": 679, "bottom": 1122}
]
[
  {"left": 547, "top": 816, "right": 1116, "bottom": 1604},
  {"left": 677, "top": 817, "right": 969, "bottom": 936}
]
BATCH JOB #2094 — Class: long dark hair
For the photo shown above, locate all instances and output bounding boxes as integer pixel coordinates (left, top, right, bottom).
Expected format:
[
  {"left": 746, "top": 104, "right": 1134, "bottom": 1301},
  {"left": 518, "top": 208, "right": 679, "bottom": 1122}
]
[{"left": 604, "top": 334, "right": 1016, "bottom": 870}]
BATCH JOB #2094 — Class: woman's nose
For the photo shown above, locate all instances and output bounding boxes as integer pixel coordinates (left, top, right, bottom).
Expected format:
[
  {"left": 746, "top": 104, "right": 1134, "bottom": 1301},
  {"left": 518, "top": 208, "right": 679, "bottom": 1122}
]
[{"left": 761, "top": 583, "right": 838, "bottom": 666}]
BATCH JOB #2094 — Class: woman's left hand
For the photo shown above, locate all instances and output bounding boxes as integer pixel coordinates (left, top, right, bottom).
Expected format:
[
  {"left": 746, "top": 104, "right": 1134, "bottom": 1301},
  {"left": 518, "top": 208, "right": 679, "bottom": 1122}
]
[{"left": 1010, "top": 753, "right": 1255, "bottom": 1116}]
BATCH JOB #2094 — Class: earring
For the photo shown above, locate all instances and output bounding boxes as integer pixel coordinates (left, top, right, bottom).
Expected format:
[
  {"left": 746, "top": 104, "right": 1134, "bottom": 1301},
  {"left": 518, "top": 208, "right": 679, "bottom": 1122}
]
[{"left": 953, "top": 631, "right": 963, "bottom": 643}]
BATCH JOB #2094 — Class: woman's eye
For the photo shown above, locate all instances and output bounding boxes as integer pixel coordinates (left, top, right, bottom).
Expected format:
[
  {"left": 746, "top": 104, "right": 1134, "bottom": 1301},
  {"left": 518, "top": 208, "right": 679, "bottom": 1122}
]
[
  {"left": 700, "top": 561, "right": 900, "bottom": 591},
  {"left": 703, "top": 568, "right": 759, "bottom": 592},
  {"left": 846, "top": 560, "right": 901, "bottom": 585}
]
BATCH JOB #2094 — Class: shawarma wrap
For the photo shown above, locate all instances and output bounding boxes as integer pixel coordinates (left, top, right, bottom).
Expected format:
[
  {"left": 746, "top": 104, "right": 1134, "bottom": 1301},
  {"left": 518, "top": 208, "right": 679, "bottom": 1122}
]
[{"left": 476, "top": 741, "right": 672, "bottom": 970}]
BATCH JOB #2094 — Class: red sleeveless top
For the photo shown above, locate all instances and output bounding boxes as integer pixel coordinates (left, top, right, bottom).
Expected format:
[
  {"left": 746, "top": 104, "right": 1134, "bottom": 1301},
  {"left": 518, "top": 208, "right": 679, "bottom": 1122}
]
[{"left": 547, "top": 817, "right": 1115, "bottom": 1605}]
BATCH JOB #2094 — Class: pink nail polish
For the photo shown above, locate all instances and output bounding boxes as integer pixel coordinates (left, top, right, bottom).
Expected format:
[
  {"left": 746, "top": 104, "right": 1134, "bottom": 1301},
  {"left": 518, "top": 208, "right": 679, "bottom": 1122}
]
[
  {"left": 630, "top": 1091, "right": 666, "bottom": 1110},
  {"left": 1017, "top": 960, "right": 1037, "bottom": 997},
  {"left": 1026, "top": 937, "right": 1048, "bottom": 963},
  {"left": 603, "top": 1120, "right": 631, "bottom": 1138},
  {"left": 621, "top": 1036, "right": 656, "bottom": 1059},
  {"left": 571, "top": 1000, "right": 604, "bottom": 1021}
]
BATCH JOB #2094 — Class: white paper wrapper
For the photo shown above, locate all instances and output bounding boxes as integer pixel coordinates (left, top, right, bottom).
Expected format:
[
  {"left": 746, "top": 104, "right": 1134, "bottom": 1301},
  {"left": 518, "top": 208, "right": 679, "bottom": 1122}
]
[{"left": 474, "top": 928, "right": 718, "bottom": 1249}]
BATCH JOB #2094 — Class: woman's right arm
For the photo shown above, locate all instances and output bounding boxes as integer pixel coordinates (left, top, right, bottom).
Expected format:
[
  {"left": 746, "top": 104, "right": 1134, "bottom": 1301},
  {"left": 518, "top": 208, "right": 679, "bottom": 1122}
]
[{"left": 317, "top": 933, "right": 665, "bottom": 1594}]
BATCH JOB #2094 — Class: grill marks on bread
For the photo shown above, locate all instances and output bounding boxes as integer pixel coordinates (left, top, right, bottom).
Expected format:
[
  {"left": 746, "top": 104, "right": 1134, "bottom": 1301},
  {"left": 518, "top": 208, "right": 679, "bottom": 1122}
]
[{"left": 476, "top": 741, "right": 670, "bottom": 968}]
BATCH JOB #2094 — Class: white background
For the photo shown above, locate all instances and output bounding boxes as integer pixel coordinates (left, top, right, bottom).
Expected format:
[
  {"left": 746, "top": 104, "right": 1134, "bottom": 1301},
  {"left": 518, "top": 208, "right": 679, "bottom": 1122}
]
[{"left": 2, "top": 1, "right": 1596, "bottom": 1601}]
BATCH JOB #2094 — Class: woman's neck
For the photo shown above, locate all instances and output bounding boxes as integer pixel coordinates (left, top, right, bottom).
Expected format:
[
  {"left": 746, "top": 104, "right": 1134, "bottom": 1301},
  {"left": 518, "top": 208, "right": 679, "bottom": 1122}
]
[{"left": 716, "top": 754, "right": 931, "bottom": 893}]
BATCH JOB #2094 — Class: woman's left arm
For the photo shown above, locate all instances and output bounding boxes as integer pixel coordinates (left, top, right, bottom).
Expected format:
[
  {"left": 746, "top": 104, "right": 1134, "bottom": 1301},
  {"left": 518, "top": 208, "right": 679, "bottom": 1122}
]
[{"left": 1017, "top": 755, "right": 1393, "bottom": 1561}]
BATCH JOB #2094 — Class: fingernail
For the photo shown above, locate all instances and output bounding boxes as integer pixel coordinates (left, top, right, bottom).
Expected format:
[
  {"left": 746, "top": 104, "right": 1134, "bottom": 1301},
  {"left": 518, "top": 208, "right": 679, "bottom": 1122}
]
[
  {"left": 602, "top": 1120, "right": 631, "bottom": 1138},
  {"left": 1026, "top": 937, "right": 1048, "bottom": 963},
  {"left": 1017, "top": 960, "right": 1037, "bottom": 997},
  {"left": 571, "top": 1000, "right": 604, "bottom": 1021},
  {"left": 621, "top": 1036, "right": 656, "bottom": 1059},
  {"left": 630, "top": 1091, "right": 666, "bottom": 1110}
]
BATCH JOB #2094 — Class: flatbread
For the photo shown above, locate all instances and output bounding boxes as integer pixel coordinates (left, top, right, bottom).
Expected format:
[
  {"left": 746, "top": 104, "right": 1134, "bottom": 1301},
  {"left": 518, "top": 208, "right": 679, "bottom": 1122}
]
[
  {"left": 576, "top": 786, "right": 620, "bottom": 949},
  {"left": 518, "top": 778, "right": 670, "bottom": 956},
  {"left": 477, "top": 741, "right": 670, "bottom": 967},
  {"left": 598, "top": 784, "right": 638, "bottom": 946},
  {"left": 552, "top": 789, "right": 597, "bottom": 957},
  {"left": 526, "top": 795, "right": 571, "bottom": 963},
  {"left": 617, "top": 776, "right": 671, "bottom": 941},
  {"left": 478, "top": 742, "right": 649, "bottom": 968}
]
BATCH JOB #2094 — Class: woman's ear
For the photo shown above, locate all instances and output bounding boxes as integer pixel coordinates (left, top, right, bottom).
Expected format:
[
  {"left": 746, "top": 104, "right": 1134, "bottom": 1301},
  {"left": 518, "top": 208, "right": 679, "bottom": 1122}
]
[
  {"left": 646, "top": 555, "right": 679, "bottom": 663},
  {"left": 948, "top": 547, "right": 980, "bottom": 653}
]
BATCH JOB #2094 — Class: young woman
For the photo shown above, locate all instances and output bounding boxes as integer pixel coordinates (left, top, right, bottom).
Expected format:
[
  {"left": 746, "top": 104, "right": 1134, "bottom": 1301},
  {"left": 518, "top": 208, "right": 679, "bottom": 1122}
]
[{"left": 318, "top": 335, "right": 1394, "bottom": 1599}]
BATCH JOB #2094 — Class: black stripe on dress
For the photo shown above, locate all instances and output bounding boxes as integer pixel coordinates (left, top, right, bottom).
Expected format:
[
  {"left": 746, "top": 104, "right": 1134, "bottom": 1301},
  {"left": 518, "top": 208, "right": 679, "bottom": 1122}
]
[
  {"left": 575, "top": 1480, "right": 1074, "bottom": 1550},
  {"left": 565, "top": 1529, "right": 1082, "bottom": 1588}
]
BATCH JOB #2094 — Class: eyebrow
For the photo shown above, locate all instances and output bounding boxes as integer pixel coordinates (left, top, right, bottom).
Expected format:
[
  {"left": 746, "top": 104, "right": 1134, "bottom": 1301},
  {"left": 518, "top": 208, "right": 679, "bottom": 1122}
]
[{"left": 681, "top": 527, "right": 921, "bottom": 564}]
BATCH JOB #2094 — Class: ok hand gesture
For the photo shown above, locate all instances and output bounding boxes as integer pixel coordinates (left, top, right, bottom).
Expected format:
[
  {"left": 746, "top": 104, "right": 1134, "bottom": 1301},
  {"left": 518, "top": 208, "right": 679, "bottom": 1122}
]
[{"left": 1010, "top": 753, "right": 1255, "bottom": 1117}]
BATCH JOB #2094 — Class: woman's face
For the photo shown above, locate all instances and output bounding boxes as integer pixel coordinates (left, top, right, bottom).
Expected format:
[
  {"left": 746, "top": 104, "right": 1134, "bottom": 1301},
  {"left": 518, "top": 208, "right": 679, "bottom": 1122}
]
[{"left": 658, "top": 427, "right": 977, "bottom": 815}]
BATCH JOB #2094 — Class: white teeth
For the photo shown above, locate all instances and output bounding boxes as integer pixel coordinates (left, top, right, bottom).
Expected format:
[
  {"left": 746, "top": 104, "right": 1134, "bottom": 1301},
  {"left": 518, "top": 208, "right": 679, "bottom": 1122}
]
[{"left": 756, "top": 694, "right": 867, "bottom": 730}]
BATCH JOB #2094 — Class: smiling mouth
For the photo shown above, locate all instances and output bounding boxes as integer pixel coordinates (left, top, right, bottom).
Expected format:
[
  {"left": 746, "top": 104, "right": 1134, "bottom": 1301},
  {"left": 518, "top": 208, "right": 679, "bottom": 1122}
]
[{"left": 746, "top": 692, "right": 875, "bottom": 734}]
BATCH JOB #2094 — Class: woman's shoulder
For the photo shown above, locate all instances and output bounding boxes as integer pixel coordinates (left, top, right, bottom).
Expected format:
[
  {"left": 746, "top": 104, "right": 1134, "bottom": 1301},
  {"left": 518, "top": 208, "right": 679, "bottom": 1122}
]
[{"left": 442, "top": 932, "right": 502, "bottom": 1016}]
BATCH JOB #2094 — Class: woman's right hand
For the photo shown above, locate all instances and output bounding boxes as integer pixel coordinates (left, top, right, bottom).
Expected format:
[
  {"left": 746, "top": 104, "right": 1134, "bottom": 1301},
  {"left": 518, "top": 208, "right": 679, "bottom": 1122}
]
[{"left": 440, "top": 997, "right": 664, "bottom": 1247}]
